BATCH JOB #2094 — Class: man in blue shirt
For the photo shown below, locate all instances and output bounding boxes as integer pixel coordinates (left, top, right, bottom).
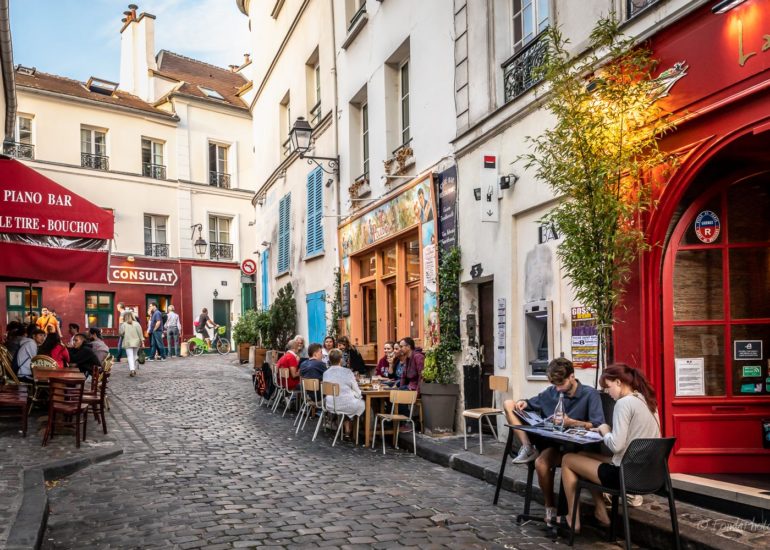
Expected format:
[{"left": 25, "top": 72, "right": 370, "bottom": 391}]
[
  {"left": 147, "top": 302, "right": 166, "bottom": 361},
  {"left": 503, "top": 358, "right": 604, "bottom": 525}
]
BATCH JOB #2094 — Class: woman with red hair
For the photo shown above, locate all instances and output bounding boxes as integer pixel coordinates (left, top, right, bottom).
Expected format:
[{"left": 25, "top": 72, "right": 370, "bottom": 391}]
[{"left": 560, "top": 364, "right": 661, "bottom": 533}]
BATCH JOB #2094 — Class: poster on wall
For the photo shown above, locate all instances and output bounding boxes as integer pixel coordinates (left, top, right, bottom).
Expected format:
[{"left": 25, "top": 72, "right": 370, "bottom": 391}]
[
  {"left": 422, "top": 218, "right": 439, "bottom": 348},
  {"left": 496, "top": 298, "right": 506, "bottom": 369},
  {"left": 437, "top": 165, "right": 457, "bottom": 253},
  {"left": 675, "top": 357, "right": 705, "bottom": 396},
  {"left": 571, "top": 307, "right": 598, "bottom": 369}
]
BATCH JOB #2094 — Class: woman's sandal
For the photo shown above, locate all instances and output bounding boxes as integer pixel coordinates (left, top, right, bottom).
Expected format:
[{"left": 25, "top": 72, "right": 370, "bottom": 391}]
[{"left": 555, "top": 516, "right": 580, "bottom": 535}]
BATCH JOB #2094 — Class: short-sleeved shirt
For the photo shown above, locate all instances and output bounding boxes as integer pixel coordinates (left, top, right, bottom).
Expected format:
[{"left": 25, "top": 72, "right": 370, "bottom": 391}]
[
  {"left": 526, "top": 381, "right": 605, "bottom": 427},
  {"left": 197, "top": 314, "right": 210, "bottom": 333},
  {"left": 37, "top": 315, "right": 59, "bottom": 334},
  {"left": 276, "top": 351, "right": 300, "bottom": 390},
  {"left": 150, "top": 310, "right": 164, "bottom": 333}
]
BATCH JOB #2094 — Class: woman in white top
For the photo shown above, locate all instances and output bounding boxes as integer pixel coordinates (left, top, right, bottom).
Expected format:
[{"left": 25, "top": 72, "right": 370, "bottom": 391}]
[
  {"left": 322, "top": 348, "right": 365, "bottom": 438},
  {"left": 119, "top": 312, "right": 145, "bottom": 377},
  {"left": 561, "top": 364, "right": 661, "bottom": 533},
  {"left": 321, "top": 336, "right": 335, "bottom": 366}
]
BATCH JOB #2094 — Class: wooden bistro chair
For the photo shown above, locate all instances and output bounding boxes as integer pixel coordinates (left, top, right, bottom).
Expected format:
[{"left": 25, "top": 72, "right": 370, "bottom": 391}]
[
  {"left": 279, "top": 368, "right": 301, "bottom": 418},
  {"left": 269, "top": 365, "right": 285, "bottom": 413},
  {"left": 372, "top": 390, "right": 418, "bottom": 455},
  {"left": 462, "top": 375, "right": 508, "bottom": 454},
  {"left": 312, "top": 381, "right": 360, "bottom": 447},
  {"left": 295, "top": 378, "right": 322, "bottom": 434},
  {"left": 82, "top": 363, "right": 111, "bottom": 435},
  {"left": 568, "top": 437, "right": 681, "bottom": 550},
  {"left": 28, "top": 355, "right": 58, "bottom": 412},
  {"left": 42, "top": 377, "right": 89, "bottom": 448}
]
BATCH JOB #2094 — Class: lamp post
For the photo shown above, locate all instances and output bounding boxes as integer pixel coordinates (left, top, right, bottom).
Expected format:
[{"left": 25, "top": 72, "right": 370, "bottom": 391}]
[
  {"left": 288, "top": 116, "right": 339, "bottom": 175},
  {"left": 190, "top": 223, "right": 208, "bottom": 257}
]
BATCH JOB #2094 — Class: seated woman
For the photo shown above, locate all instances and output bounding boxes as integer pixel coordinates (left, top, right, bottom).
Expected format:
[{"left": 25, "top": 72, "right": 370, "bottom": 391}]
[
  {"left": 322, "top": 348, "right": 365, "bottom": 438},
  {"left": 321, "top": 336, "right": 336, "bottom": 366},
  {"left": 38, "top": 332, "right": 70, "bottom": 369},
  {"left": 337, "top": 336, "right": 366, "bottom": 375},
  {"left": 374, "top": 341, "right": 397, "bottom": 379},
  {"left": 560, "top": 364, "right": 661, "bottom": 533}
]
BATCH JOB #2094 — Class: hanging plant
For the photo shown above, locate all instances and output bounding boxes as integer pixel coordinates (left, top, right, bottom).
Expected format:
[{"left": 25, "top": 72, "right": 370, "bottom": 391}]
[{"left": 423, "top": 246, "right": 461, "bottom": 385}]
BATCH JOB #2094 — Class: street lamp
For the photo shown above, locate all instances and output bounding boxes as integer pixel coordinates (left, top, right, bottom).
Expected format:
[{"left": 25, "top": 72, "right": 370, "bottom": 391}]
[
  {"left": 190, "top": 223, "right": 208, "bottom": 257},
  {"left": 288, "top": 116, "right": 339, "bottom": 175}
]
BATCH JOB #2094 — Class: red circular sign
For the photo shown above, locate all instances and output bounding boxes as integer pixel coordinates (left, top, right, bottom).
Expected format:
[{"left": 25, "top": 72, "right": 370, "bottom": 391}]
[{"left": 241, "top": 258, "right": 257, "bottom": 275}]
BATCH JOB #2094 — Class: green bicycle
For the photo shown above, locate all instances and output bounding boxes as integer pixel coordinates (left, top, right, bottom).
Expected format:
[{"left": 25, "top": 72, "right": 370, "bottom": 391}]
[{"left": 187, "top": 325, "right": 231, "bottom": 356}]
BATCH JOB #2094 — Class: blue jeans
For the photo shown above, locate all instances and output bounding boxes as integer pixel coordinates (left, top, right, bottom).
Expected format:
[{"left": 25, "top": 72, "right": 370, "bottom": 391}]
[
  {"left": 167, "top": 327, "right": 180, "bottom": 357},
  {"left": 149, "top": 331, "right": 166, "bottom": 359}
]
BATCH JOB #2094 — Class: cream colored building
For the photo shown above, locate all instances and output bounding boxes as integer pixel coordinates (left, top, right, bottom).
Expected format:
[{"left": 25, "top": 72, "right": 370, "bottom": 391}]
[{"left": 4, "top": 5, "right": 256, "bottom": 339}]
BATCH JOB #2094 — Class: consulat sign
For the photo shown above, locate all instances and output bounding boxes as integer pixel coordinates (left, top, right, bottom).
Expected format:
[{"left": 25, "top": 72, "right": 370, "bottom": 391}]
[{"left": 109, "top": 265, "right": 178, "bottom": 286}]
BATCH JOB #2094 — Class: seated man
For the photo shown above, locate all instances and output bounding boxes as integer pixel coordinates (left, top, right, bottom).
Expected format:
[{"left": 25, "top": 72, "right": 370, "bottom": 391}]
[
  {"left": 300, "top": 343, "right": 327, "bottom": 404},
  {"left": 68, "top": 333, "right": 102, "bottom": 376},
  {"left": 503, "top": 357, "right": 604, "bottom": 525},
  {"left": 14, "top": 328, "right": 46, "bottom": 384},
  {"left": 87, "top": 328, "right": 110, "bottom": 364}
]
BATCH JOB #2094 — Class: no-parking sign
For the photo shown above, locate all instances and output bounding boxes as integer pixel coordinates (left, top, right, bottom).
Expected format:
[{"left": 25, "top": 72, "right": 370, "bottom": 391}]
[{"left": 241, "top": 258, "right": 257, "bottom": 275}]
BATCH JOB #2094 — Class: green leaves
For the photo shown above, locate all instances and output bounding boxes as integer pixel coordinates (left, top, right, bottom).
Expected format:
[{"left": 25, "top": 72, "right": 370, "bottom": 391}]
[
  {"left": 268, "top": 283, "right": 297, "bottom": 350},
  {"left": 426, "top": 246, "right": 462, "bottom": 385}
]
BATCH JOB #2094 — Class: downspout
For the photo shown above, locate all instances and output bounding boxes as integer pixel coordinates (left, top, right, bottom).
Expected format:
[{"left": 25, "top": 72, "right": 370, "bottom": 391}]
[
  {"left": 0, "top": 0, "right": 16, "bottom": 146},
  {"left": 329, "top": 0, "right": 340, "bottom": 253}
]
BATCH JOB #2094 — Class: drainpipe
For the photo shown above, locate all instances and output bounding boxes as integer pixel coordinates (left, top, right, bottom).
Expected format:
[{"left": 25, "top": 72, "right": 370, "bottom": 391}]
[
  {"left": 329, "top": 0, "right": 341, "bottom": 254},
  {"left": 0, "top": 0, "right": 17, "bottom": 147}
]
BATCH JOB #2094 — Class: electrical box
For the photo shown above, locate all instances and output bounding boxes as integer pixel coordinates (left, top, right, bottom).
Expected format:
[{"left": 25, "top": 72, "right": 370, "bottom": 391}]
[{"left": 524, "top": 300, "right": 553, "bottom": 379}]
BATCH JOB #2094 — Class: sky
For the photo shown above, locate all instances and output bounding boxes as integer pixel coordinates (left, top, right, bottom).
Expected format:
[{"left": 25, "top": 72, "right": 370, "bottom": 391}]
[{"left": 10, "top": 0, "right": 251, "bottom": 83}]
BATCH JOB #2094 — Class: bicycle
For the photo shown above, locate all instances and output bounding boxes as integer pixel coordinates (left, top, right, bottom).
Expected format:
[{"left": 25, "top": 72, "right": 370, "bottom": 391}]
[{"left": 187, "top": 325, "right": 231, "bottom": 356}]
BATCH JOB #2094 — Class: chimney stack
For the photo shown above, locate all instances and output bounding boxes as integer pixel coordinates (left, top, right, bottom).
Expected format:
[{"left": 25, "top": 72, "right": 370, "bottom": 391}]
[
  {"left": 243, "top": 53, "right": 251, "bottom": 64},
  {"left": 118, "top": 3, "right": 157, "bottom": 101},
  {"left": 229, "top": 65, "right": 239, "bottom": 72}
]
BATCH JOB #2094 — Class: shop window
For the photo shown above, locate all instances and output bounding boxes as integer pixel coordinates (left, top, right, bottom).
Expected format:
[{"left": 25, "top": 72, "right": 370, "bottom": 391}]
[
  {"left": 363, "top": 284, "right": 377, "bottom": 344},
  {"left": 730, "top": 324, "right": 770, "bottom": 396},
  {"left": 406, "top": 238, "right": 420, "bottom": 282},
  {"left": 85, "top": 291, "right": 114, "bottom": 329},
  {"left": 408, "top": 284, "right": 420, "bottom": 339},
  {"left": 386, "top": 282, "right": 398, "bottom": 342},
  {"left": 383, "top": 245, "right": 397, "bottom": 277},
  {"left": 673, "top": 249, "right": 723, "bottom": 321},
  {"left": 673, "top": 325, "right": 725, "bottom": 396},
  {"left": 728, "top": 180, "right": 770, "bottom": 243},
  {"left": 278, "top": 193, "right": 291, "bottom": 274},
  {"left": 306, "top": 167, "right": 324, "bottom": 256},
  {"left": 6, "top": 286, "right": 41, "bottom": 324},
  {"left": 360, "top": 252, "right": 376, "bottom": 278},
  {"left": 730, "top": 248, "right": 770, "bottom": 319}
]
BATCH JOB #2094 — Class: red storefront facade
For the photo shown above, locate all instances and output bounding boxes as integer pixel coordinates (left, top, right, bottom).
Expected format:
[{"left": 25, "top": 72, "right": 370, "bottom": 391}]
[{"left": 614, "top": 1, "right": 770, "bottom": 473}]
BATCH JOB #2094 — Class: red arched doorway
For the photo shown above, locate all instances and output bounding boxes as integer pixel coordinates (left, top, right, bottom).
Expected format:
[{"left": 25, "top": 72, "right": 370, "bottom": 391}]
[{"left": 661, "top": 134, "right": 770, "bottom": 473}]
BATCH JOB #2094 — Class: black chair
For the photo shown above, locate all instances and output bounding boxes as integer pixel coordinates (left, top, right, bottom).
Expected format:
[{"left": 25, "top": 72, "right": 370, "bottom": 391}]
[
  {"left": 600, "top": 391, "right": 615, "bottom": 428},
  {"left": 568, "top": 437, "right": 680, "bottom": 550}
]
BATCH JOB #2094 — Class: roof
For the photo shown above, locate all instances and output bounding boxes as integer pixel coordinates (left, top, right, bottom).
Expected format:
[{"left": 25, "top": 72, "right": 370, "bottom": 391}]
[
  {"left": 154, "top": 50, "right": 249, "bottom": 110},
  {"left": 14, "top": 67, "right": 176, "bottom": 119}
]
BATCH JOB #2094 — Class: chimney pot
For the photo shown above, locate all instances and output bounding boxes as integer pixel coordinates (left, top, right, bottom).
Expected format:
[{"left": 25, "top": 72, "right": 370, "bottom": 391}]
[
  {"left": 128, "top": 3, "right": 138, "bottom": 9},
  {"left": 243, "top": 53, "right": 251, "bottom": 63},
  {"left": 121, "top": 17, "right": 127, "bottom": 22}
]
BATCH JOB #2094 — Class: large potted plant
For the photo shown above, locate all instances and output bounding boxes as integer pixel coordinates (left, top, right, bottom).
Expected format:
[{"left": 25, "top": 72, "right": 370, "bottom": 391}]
[
  {"left": 419, "top": 247, "right": 461, "bottom": 435},
  {"left": 233, "top": 309, "right": 259, "bottom": 364},
  {"left": 253, "top": 308, "right": 271, "bottom": 367},
  {"left": 268, "top": 282, "right": 297, "bottom": 354}
]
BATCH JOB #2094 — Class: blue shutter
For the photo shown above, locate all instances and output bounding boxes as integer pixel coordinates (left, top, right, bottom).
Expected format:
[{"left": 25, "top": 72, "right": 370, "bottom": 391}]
[
  {"left": 261, "top": 249, "right": 269, "bottom": 309},
  {"left": 306, "top": 167, "right": 324, "bottom": 255},
  {"left": 306, "top": 290, "right": 326, "bottom": 344},
  {"left": 278, "top": 193, "right": 291, "bottom": 273}
]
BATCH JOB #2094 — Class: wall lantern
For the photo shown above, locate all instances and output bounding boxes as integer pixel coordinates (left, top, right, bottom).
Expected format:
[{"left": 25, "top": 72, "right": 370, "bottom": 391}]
[
  {"left": 213, "top": 289, "right": 219, "bottom": 298},
  {"left": 712, "top": 0, "right": 747, "bottom": 13},
  {"left": 288, "top": 117, "right": 340, "bottom": 175},
  {"left": 190, "top": 223, "right": 208, "bottom": 257}
]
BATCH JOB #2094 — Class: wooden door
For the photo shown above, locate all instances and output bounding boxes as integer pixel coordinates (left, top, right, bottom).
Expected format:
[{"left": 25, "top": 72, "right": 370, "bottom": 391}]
[{"left": 478, "top": 282, "right": 495, "bottom": 409}]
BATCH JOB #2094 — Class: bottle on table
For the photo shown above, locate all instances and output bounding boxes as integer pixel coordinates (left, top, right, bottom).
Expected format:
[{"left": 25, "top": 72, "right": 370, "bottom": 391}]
[{"left": 553, "top": 392, "right": 565, "bottom": 432}]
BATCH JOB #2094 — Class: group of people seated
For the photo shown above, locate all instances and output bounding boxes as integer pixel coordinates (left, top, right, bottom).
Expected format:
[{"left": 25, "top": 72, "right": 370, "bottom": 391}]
[
  {"left": 502, "top": 358, "right": 661, "bottom": 533},
  {"left": 4, "top": 320, "right": 109, "bottom": 383}
]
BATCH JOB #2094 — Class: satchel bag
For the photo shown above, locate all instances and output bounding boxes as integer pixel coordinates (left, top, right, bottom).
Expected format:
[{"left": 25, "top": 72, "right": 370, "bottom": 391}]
[{"left": 137, "top": 348, "right": 147, "bottom": 365}]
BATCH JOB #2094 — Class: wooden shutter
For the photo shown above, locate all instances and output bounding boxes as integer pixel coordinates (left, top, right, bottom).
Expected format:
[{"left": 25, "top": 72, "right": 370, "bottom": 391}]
[
  {"left": 261, "top": 249, "right": 270, "bottom": 308},
  {"left": 278, "top": 194, "right": 291, "bottom": 273},
  {"left": 306, "top": 167, "right": 324, "bottom": 255}
]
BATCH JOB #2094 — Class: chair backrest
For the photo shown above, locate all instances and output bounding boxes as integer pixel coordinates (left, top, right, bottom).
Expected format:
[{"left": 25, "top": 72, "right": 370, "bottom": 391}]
[
  {"left": 49, "top": 377, "right": 85, "bottom": 409},
  {"left": 303, "top": 378, "right": 320, "bottom": 392},
  {"left": 278, "top": 367, "right": 291, "bottom": 390},
  {"left": 0, "top": 345, "right": 20, "bottom": 384},
  {"left": 600, "top": 391, "right": 615, "bottom": 428},
  {"left": 389, "top": 390, "right": 417, "bottom": 417},
  {"left": 488, "top": 375, "right": 509, "bottom": 408},
  {"left": 620, "top": 437, "right": 676, "bottom": 494},
  {"left": 102, "top": 355, "right": 114, "bottom": 374},
  {"left": 31, "top": 355, "right": 58, "bottom": 370},
  {"left": 322, "top": 381, "right": 340, "bottom": 412}
]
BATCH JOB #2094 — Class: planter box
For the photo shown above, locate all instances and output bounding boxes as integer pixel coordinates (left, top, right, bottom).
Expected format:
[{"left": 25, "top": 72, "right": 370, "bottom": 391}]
[
  {"left": 419, "top": 382, "right": 460, "bottom": 435},
  {"left": 238, "top": 343, "right": 251, "bottom": 364},
  {"left": 253, "top": 347, "right": 267, "bottom": 368}
]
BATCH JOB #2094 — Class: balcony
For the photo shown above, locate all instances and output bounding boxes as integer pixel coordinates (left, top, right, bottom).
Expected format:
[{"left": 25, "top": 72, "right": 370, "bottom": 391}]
[
  {"left": 142, "top": 162, "right": 166, "bottom": 180},
  {"left": 3, "top": 141, "right": 34, "bottom": 160},
  {"left": 81, "top": 152, "right": 109, "bottom": 171},
  {"left": 209, "top": 242, "right": 234, "bottom": 261},
  {"left": 144, "top": 242, "right": 170, "bottom": 258},
  {"left": 502, "top": 31, "right": 548, "bottom": 103},
  {"left": 627, "top": 0, "right": 660, "bottom": 19},
  {"left": 209, "top": 171, "right": 231, "bottom": 189}
]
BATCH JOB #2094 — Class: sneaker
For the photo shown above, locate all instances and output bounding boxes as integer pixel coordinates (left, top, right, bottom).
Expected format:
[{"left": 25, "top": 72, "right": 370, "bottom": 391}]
[
  {"left": 627, "top": 494, "right": 643, "bottom": 507},
  {"left": 129, "top": 370, "right": 136, "bottom": 377},
  {"left": 160, "top": 357, "right": 166, "bottom": 361},
  {"left": 147, "top": 358, "right": 154, "bottom": 362},
  {"left": 512, "top": 445, "right": 538, "bottom": 464},
  {"left": 399, "top": 425, "right": 413, "bottom": 433}
]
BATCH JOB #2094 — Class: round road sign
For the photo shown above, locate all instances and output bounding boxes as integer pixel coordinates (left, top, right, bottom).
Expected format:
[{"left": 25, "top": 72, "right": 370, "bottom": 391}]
[{"left": 241, "top": 258, "right": 257, "bottom": 276}]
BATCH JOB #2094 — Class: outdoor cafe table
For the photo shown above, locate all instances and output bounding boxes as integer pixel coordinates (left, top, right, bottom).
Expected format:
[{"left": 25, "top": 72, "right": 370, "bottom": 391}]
[
  {"left": 494, "top": 423, "right": 604, "bottom": 534},
  {"left": 360, "top": 387, "right": 392, "bottom": 448},
  {"left": 33, "top": 368, "right": 84, "bottom": 383}
]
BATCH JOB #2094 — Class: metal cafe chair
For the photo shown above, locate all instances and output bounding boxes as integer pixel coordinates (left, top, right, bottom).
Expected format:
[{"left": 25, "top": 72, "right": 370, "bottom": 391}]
[
  {"left": 295, "top": 378, "right": 322, "bottom": 434},
  {"left": 372, "top": 390, "right": 418, "bottom": 455},
  {"left": 312, "top": 381, "right": 360, "bottom": 447},
  {"left": 279, "top": 367, "right": 301, "bottom": 418},
  {"left": 462, "top": 375, "right": 508, "bottom": 454}
]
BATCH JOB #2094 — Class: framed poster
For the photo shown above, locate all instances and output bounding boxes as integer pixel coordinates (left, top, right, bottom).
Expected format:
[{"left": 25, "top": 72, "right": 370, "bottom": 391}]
[{"left": 571, "top": 307, "right": 598, "bottom": 369}]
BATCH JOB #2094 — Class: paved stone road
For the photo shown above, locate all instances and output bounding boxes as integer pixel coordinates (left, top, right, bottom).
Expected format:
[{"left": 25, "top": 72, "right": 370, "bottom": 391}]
[{"left": 5, "top": 355, "right": 625, "bottom": 549}]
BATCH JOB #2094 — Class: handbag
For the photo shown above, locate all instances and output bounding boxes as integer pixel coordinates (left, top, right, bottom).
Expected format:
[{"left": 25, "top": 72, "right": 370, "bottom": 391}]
[{"left": 137, "top": 348, "right": 147, "bottom": 365}]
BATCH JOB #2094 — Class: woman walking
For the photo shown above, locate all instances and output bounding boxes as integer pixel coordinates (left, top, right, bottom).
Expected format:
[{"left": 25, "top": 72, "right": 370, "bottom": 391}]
[{"left": 120, "top": 312, "right": 145, "bottom": 377}]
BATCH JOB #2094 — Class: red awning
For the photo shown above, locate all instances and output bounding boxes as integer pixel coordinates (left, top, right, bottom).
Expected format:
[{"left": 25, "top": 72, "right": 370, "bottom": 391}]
[{"left": 0, "top": 158, "right": 114, "bottom": 283}]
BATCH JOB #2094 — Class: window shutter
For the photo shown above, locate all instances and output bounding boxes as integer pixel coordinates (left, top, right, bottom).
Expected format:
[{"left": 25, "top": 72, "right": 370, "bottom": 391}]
[
  {"left": 313, "top": 168, "right": 324, "bottom": 252},
  {"left": 278, "top": 193, "right": 291, "bottom": 273},
  {"left": 306, "top": 167, "right": 324, "bottom": 255},
  {"left": 261, "top": 249, "right": 270, "bottom": 308}
]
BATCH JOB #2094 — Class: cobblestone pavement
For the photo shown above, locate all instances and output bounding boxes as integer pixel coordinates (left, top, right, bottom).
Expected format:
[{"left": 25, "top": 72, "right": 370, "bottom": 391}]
[{"left": 3, "top": 355, "right": 627, "bottom": 549}]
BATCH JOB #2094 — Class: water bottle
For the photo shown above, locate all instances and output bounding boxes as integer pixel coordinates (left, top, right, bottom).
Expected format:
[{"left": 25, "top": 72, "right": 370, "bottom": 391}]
[{"left": 553, "top": 392, "right": 565, "bottom": 432}]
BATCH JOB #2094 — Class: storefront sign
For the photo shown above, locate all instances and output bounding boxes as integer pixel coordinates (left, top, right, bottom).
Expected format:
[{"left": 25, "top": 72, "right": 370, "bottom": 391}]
[
  {"left": 734, "top": 340, "right": 763, "bottom": 360},
  {"left": 694, "top": 210, "right": 720, "bottom": 243},
  {"left": 109, "top": 266, "right": 178, "bottom": 286},
  {"left": 341, "top": 282, "right": 350, "bottom": 317},
  {"left": 743, "top": 365, "right": 762, "bottom": 378},
  {"left": 437, "top": 166, "right": 457, "bottom": 253},
  {"left": 675, "top": 357, "right": 705, "bottom": 397},
  {"left": 241, "top": 258, "right": 257, "bottom": 276},
  {"left": 480, "top": 152, "right": 499, "bottom": 223},
  {"left": 496, "top": 298, "right": 506, "bottom": 369},
  {"left": 571, "top": 307, "right": 598, "bottom": 369}
]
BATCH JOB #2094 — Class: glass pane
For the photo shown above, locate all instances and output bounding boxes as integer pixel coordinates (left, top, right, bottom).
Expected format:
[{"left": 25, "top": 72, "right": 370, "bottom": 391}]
[
  {"left": 95, "top": 132, "right": 106, "bottom": 155},
  {"left": 142, "top": 139, "right": 151, "bottom": 163},
  {"left": 157, "top": 217, "right": 167, "bottom": 244},
  {"left": 85, "top": 293, "right": 98, "bottom": 309},
  {"left": 98, "top": 294, "right": 111, "bottom": 307},
  {"left": 364, "top": 286, "right": 377, "bottom": 344},
  {"left": 144, "top": 215, "right": 152, "bottom": 244},
  {"left": 673, "top": 325, "right": 726, "bottom": 396},
  {"left": 209, "top": 216, "right": 217, "bottom": 243},
  {"left": 406, "top": 239, "right": 420, "bottom": 282},
  {"left": 673, "top": 249, "right": 723, "bottom": 320},
  {"left": 359, "top": 252, "right": 376, "bottom": 277},
  {"left": 409, "top": 285, "right": 420, "bottom": 339},
  {"left": 98, "top": 313, "right": 114, "bottom": 329},
  {"left": 384, "top": 245, "right": 397, "bottom": 276},
  {"left": 153, "top": 142, "right": 163, "bottom": 165},
  {"left": 523, "top": 1, "right": 534, "bottom": 43},
  {"left": 730, "top": 324, "right": 770, "bottom": 396},
  {"left": 681, "top": 195, "right": 722, "bottom": 245},
  {"left": 18, "top": 117, "right": 32, "bottom": 143},
  {"left": 209, "top": 142, "right": 216, "bottom": 171},
  {"left": 8, "top": 290, "right": 22, "bottom": 307},
  {"left": 387, "top": 283, "right": 397, "bottom": 342},
  {"left": 730, "top": 247, "right": 770, "bottom": 319},
  {"left": 537, "top": 0, "right": 549, "bottom": 31},
  {"left": 80, "top": 129, "right": 91, "bottom": 153},
  {"left": 86, "top": 314, "right": 98, "bottom": 328},
  {"left": 29, "top": 291, "right": 39, "bottom": 309},
  {"left": 728, "top": 178, "right": 770, "bottom": 243}
]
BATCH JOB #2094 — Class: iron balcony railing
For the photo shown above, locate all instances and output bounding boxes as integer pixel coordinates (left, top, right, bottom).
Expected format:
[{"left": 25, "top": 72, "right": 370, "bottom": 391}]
[
  {"left": 502, "top": 31, "right": 548, "bottom": 103},
  {"left": 209, "top": 171, "right": 231, "bottom": 189},
  {"left": 627, "top": 0, "right": 659, "bottom": 19},
  {"left": 209, "top": 242, "right": 234, "bottom": 261},
  {"left": 3, "top": 141, "right": 34, "bottom": 160},
  {"left": 144, "top": 242, "right": 170, "bottom": 258},
  {"left": 142, "top": 162, "right": 166, "bottom": 180},
  {"left": 348, "top": 3, "right": 366, "bottom": 31},
  {"left": 81, "top": 152, "right": 109, "bottom": 170}
]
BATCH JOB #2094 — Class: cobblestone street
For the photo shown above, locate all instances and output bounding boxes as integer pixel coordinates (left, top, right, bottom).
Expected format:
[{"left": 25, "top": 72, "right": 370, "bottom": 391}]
[{"left": 3, "top": 355, "right": 625, "bottom": 549}]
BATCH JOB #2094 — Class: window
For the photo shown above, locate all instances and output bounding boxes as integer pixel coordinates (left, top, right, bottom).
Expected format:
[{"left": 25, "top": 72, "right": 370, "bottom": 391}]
[
  {"left": 208, "top": 215, "right": 233, "bottom": 260},
  {"left": 512, "top": 0, "right": 549, "bottom": 53},
  {"left": 141, "top": 138, "right": 165, "bottom": 179},
  {"left": 280, "top": 92, "right": 292, "bottom": 157},
  {"left": 306, "top": 167, "right": 324, "bottom": 256},
  {"left": 5, "top": 115, "right": 34, "bottom": 159},
  {"left": 144, "top": 214, "right": 169, "bottom": 257},
  {"left": 278, "top": 193, "right": 291, "bottom": 274},
  {"left": 85, "top": 291, "right": 114, "bottom": 328},
  {"left": 362, "top": 103, "right": 370, "bottom": 176},
  {"left": 208, "top": 142, "right": 230, "bottom": 188},
  {"left": 627, "top": 0, "right": 659, "bottom": 19},
  {"left": 399, "top": 61, "right": 410, "bottom": 146},
  {"left": 199, "top": 86, "right": 225, "bottom": 100},
  {"left": 17, "top": 116, "right": 32, "bottom": 144},
  {"left": 6, "top": 286, "right": 41, "bottom": 324},
  {"left": 348, "top": 0, "right": 366, "bottom": 30},
  {"left": 81, "top": 127, "right": 108, "bottom": 170},
  {"left": 87, "top": 77, "right": 117, "bottom": 96},
  {"left": 311, "top": 63, "right": 322, "bottom": 125},
  {"left": 504, "top": 0, "right": 549, "bottom": 102}
]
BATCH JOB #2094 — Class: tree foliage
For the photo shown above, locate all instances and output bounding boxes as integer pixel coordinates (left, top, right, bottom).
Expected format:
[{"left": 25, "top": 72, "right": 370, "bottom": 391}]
[
  {"left": 522, "top": 16, "right": 676, "bottom": 368},
  {"left": 423, "top": 246, "right": 461, "bottom": 385},
  {"left": 268, "top": 283, "right": 297, "bottom": 351}
]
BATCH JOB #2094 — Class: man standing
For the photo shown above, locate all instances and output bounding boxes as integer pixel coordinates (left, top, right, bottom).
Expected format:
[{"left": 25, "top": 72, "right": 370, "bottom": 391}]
[
  {"left": 147, "top": 303, "right": 166, "bottom": 361},
  {"left": 36, "top": 307, "right": 60, "bottom": 335},
  {"left": 164, "top": 305, "right": 181, "bottom": 358}
]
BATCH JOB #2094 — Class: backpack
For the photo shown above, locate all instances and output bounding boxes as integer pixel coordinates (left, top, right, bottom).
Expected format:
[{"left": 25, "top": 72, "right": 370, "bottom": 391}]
[
  {"left": 254, "top": 369, "right": 266, "bottom": 396},
  {"left": 11, "top": 345, "right": 30, "bottom": 375}
]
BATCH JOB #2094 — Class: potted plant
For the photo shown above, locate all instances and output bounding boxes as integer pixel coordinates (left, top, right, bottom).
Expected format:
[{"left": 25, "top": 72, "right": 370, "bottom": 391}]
[
  {"left": 233, "top": 309, "right": 259, "bottom": 364},
  {"left": 268, "top": 282, "right": 297, "bottom": 355},
  {"left": 253, "top": 309, "right": 271, "bottom": 367}
]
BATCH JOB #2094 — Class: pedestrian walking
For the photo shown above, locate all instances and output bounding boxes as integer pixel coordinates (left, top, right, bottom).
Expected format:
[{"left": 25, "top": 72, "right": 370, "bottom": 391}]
[
  {"left": 147, "top": 302, "right": 167, "bottom": 361},
  {"left": 164, "top": 304, "right": 181, "bottom": 358},
  {"left": 114, "top": 302, "right": 127, "bottom": 362},
  {"left": 120, "top": 312, "right": 144, "bottom": 377}
]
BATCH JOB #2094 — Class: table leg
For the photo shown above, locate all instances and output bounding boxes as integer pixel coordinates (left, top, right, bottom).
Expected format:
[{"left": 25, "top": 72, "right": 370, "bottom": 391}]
[
  {"left": 364, "top": 394, "right": 373, "bottom": 448},
  {"left": 494, "top": 428, "right": 514, "bottom": 505}
]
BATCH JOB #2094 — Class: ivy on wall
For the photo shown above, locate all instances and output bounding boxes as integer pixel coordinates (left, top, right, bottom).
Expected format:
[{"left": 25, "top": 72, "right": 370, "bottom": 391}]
[{"left": 424, "top": 246, "right": 461, "bottom": 384}]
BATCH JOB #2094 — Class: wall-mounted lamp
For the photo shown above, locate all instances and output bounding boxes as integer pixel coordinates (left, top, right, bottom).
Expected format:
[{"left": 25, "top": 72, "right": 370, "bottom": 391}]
[
  {"left": 213, "top": 289, "right": 219, "bottom": 298},
  {"left": 473, "top": 188, "right": 482, "bottom": 201},
  {"left": 499, "top": 173, "right": 519, "bottom": 190},
  {"left": 127, "top": 255, "right": 135, "bottom": 263},
  {"left": 712, "top": 0, "right": 747, "bottom": 13},
  {"left": 190, "top": 223, "right": 208, "bottom": 257},
  {"left": 261, "top": 240, "right": 271, "bottom": 248},
  {"left": 289, "top": 117, "right": 340, "bottom": 175}
]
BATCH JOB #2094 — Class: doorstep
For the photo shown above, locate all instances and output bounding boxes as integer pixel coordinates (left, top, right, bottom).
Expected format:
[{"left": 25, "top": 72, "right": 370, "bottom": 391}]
[
  {"left": 398, "top": 432, "right": 770, "bottom": 550},
  {"left": 672, "top": 473, "right": 770, "bottom": 524}
]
